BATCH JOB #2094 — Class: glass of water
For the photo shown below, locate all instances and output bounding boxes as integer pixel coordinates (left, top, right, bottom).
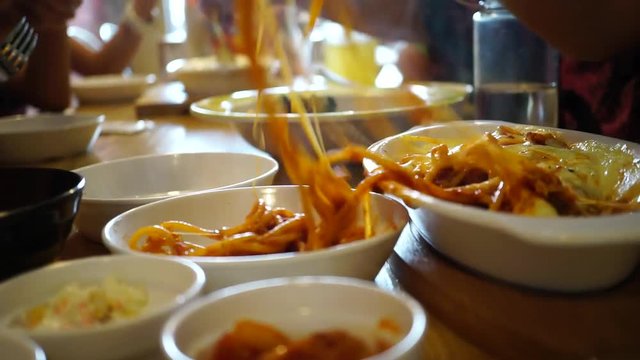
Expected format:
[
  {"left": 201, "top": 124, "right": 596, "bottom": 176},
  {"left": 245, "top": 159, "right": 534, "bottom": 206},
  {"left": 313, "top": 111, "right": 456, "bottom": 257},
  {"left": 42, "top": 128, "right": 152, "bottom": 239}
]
[{"left": 473, "top": 0, "right": 559, "bottom": 127}]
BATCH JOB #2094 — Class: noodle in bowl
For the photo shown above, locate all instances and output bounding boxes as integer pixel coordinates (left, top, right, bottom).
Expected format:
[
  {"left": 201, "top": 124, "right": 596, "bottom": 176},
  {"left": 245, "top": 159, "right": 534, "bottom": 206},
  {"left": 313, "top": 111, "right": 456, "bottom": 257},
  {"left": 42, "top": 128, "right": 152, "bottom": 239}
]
[
  {"left": 365, "top": 120, "right": 640, "bottom": 292},
  {"left": 102, "top": 186, "right": 409, "bottom": 292}
]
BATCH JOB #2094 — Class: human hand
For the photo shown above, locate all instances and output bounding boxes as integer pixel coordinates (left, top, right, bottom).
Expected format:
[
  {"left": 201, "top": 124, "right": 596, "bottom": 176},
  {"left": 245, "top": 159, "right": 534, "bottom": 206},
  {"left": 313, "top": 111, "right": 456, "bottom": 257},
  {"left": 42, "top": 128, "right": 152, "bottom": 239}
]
[{"left": 133, "top": 0, "right": 158, "bottom": 22}]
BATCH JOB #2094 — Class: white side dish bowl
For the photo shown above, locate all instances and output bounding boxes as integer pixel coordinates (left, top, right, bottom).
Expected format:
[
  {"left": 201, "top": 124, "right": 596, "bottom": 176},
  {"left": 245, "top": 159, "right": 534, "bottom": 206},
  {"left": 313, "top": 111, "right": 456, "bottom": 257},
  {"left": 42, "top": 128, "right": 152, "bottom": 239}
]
[
  {"left": 103, "top": 185, "right": 409, "bottom": 292},
  {"left": 0, "top": 255, "right": 205, "bottom": 360},
  {"left": 73, "top": 151, "right": 279, "bottom": 242},
  {"left": 365, "top": 120, "right": 640, "bottom": 292},
  {"left": 0, "top": 114, "right": 104, "bottom": 164},
  {"left": 0, "top": 330, "right": 46, "bottom": 360},
  {"left": 72, "top": 74, "right": 155, "bottom": 104},
  {"left": 167, "top": 55, "right": 258, "bottom": 99},
  {"left": 161, "top": 276, "right": 427, "bottom": 360}
]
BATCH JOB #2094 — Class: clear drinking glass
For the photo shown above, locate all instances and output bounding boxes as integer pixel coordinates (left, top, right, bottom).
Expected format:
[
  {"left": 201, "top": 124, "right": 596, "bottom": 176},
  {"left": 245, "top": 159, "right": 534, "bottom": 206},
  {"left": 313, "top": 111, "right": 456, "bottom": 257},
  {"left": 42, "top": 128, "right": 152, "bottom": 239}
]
[{"left": 473, "top": 0, "right": 559, "bottom": 126}]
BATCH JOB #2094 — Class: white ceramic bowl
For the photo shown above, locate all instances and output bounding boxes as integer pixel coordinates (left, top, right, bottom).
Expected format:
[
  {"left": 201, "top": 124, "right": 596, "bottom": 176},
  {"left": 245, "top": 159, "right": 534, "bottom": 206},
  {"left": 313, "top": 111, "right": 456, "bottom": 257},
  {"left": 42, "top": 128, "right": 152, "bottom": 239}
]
[
  {"left": 365, "top": 120, "right": 640, "bottom": 292},
  {"left": 0, "top": 330, "right": 46, "bottom": 360},
  {"left": 191, "top": 83, "right": 471, "bottom": 155},
  {"left": 0, "top": 255, "right": 205, "bottom": 360},
  {"left": 72, "top": 74, "right": 155, "bottom": 104},
  {"left": 103, "top": 185, "right": 409, "bottom": 292},
  {"left": 0, "top": 114, "right": 104, "bottom": 164},
  {"left": 162, "top": 276, "right": 427, "bottom": 360},
  {"left": 167, "top": 55, "right": 258, "bottom": 99},
  {"left": 73, "top": 152, "right": 279, "bottom": 242}
]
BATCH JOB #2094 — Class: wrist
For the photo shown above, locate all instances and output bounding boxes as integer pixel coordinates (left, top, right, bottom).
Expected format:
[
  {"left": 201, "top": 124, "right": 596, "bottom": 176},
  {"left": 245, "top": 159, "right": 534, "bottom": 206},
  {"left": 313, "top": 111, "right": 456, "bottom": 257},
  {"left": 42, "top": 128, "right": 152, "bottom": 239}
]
[{"left": 121, "top": 1, "right": 157, "bottom": 35}]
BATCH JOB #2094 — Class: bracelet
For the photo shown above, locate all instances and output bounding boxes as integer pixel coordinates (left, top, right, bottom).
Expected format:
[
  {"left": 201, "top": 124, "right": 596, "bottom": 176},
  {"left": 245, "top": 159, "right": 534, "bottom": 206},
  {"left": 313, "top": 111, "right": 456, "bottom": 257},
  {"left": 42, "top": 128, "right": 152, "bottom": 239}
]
[{"left": 121, "top": 1, "right": 156, "bottom": 35}]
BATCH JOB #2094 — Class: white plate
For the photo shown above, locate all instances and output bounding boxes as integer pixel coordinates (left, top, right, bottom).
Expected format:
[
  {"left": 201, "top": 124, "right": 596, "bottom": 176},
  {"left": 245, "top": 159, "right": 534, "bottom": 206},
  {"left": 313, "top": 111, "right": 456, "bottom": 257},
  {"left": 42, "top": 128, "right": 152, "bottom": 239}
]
[
  {"left": 72, "top": 74, "right": 155, "bottom": 104},
  {"left": 365, "top": 120, "right": 640, "bottom": 292},
  {"left": 0, "top": 113, "right": 104, "bottom": 164}
]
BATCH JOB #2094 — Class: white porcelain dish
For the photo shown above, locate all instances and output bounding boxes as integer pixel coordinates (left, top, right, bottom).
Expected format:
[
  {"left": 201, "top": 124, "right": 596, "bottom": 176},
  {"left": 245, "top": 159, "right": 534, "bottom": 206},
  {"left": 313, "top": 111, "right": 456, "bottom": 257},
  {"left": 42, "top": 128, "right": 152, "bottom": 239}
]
[
  {"left": 0, "top": 330, "right": 46, "bottom": 360},
  {"left": 161, "top": 276, "right": 427, "bottom": 360},
  {"left": 167, "top": 55, "right": 258, "bottom": 99},
  {"left": 73, "top": 151, "right": 279, "bottom": 242},
  {"left": 365, "top": 120, "right": 640, "bottom": 292},
  {"left": 0, "top": 255, "right": 205, "bottom": 360},
  {"left": 72, "top": 74, "right": 155, "bottom": 104},
  {"left": 0, "top": 114, "right": 104, "bottom": 164},
  {"left": 103, "top": 185, "right": 409, "bottom": 292},
  {"left": 190, "top": 83, "right": 471, "bottom": 155}
]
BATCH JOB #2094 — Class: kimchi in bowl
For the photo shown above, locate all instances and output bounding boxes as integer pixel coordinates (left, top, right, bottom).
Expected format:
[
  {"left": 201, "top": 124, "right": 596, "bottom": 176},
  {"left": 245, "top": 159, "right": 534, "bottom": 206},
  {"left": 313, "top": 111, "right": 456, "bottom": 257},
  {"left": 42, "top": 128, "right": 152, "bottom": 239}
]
[
  {"left": 365, "top": 120, "right": 640, "bottom": 292},
  {"left": 102, "top": 186, "right": 409, "bottom": 292},
  {"left": 161, "top": 276, "right": 427, "bottom": 360}
]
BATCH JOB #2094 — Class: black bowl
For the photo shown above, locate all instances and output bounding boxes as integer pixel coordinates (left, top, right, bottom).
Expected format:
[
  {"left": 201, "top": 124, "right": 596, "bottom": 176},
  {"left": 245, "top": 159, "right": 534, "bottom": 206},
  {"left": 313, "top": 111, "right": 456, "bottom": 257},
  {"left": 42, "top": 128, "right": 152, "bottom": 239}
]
[{"left": 0, "top": 167, "right": 84, "bottom": 280}]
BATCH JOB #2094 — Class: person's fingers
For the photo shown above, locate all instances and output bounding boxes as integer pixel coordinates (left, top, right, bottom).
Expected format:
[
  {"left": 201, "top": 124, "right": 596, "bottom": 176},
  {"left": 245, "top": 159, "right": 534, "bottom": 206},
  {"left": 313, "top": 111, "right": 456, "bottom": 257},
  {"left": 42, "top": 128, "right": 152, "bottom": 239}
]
[{"left": 133, "top": 0, "right": 158, "bottom": 21}]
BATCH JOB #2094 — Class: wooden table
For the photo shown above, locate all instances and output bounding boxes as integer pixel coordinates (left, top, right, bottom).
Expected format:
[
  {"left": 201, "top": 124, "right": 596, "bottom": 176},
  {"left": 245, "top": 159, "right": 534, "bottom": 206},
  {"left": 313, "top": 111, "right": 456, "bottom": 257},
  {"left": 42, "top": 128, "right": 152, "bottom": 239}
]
[{"left": 37, "top": 102, "right": 640, "bottom": 360}]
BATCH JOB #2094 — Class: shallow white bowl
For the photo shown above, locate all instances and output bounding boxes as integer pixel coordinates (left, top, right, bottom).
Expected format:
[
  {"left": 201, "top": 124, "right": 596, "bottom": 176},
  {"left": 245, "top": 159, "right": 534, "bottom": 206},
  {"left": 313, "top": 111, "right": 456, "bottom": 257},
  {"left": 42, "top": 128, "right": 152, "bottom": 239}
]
[
  {"left": 0, "top": 255, "right": 205, "bottom": 360},
  {"left": 191, "top": 83, "right": 471, "bottom": 155},
  {"left": 162, "top": 276, "right": 427, "bottom": 360},
  {"left": 74, "top": 152, "right": 279, "bottom": 242},
  {"left": 103, "top": 185, "right": 409, "bottom": 292},
  {"left": 167, "top": 55, "right": 257, "bottom": 99},
  {"left": 0, "top": 114, "right": 104, "bottom": 164},
  {"left": 72, "top": 74, "right": 155, "bottom": 104},
  {"left": 0, "top": 330, "right": 46, "bottom": 360},
  {"left": 365, "top": 120, "right": 640, "bottom": 292}
]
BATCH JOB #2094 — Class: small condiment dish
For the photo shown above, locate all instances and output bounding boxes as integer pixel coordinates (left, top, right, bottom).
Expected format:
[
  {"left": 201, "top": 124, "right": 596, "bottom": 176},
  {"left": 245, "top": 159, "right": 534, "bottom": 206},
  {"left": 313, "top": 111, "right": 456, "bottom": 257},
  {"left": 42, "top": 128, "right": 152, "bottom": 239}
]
[
  {"left": 162, "top": 276, "right": 427, "bottom": 360},
  {"left": 0, "top": 114, "right": 104, "bottom": 164},
  {"left": 0, "top": 255, "right": 205, "bottom": 360},
  {"left": 73, "top": 151, "right": 279, "bottom": 242}
]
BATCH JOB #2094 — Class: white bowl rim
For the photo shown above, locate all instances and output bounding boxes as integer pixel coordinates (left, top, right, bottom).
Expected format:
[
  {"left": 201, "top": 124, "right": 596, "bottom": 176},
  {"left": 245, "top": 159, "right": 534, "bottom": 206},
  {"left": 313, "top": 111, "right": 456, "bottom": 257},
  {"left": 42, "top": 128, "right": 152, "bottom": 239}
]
[
  {"left": 71, "top": 74, "right": 156, "bottom": 88},
  {"left": 365, "top": 120, "right": 640, "bottom": 247},
  {"left": 73, "top": 151, "right": 279, "bottom": 203},
  {"left": 0, "top": 255, "right": 205, "bottom": 338},
  {"left": 0, "top": 113, "right": 105, "bottom": 135},
  {"left": 161, "top": 275, "right": 427, "bottom": 360},
  {"left": 190, "top": 82, "right": 470, "bottom": 124},
  {"left": 102, "top": 185, "right": 409, "bottom": 264},
  {"left": 0, "top": 329, "right": 46, "bottom": 360}
]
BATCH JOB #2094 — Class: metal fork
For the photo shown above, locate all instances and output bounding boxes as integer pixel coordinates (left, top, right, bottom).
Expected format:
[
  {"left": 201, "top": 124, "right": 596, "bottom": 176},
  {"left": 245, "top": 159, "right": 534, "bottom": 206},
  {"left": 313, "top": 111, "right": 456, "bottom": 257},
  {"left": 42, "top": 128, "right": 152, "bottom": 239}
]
[{"left": 0, "top": 17, "right": 38, "bottom": 81}]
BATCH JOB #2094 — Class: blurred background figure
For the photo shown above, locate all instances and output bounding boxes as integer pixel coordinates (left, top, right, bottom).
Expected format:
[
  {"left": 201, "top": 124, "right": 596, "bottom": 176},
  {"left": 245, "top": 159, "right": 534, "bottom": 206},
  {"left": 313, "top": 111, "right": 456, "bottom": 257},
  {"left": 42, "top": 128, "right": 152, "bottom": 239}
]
[{"left": 70, "top": 0, "right": 161, "bottom": 75}]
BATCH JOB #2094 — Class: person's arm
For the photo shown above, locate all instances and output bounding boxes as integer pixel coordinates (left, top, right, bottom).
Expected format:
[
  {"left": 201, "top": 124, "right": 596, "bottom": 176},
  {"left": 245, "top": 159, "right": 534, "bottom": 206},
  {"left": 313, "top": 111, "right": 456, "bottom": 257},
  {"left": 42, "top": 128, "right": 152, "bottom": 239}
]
[
  {"left": 71, "top": 0, "right": 158, "bottom": 75},
  {"left": 499, "top": 0, "right": 640, "bottom": 60}
]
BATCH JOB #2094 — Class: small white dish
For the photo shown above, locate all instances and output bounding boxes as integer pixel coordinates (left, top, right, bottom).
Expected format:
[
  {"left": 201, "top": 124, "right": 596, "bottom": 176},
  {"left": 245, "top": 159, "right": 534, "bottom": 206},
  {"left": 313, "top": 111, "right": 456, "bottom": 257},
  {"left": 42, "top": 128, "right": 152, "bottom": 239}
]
[
  {"left": 167, "top": 55, "right": 257, "bottom": 99},
  {"left": 162, "top": 276, "right": 427, "bottom": 360},
  {"left": 0, "top": 255, "right": 205, "bottom": 360},
  {"left": 0, "top": 330, "right": 46, "bottom": 360},
  {"left": 365, "top": 120, "right": 640, "bottom": 292},
  {"left": 0, "top": 113, "right": 104, "bottom": 164},
  {"left": 103, "top": 185, "right": 409, "bottom": 292},
  {"left": 72, "top": 74, "right": 155, "bottom": 104},
  {"left": 73, "top": 152, "right": 279, "bottom": 242},
  {"left": 190, "top": 83, "right": 471, "bottom": 154}
]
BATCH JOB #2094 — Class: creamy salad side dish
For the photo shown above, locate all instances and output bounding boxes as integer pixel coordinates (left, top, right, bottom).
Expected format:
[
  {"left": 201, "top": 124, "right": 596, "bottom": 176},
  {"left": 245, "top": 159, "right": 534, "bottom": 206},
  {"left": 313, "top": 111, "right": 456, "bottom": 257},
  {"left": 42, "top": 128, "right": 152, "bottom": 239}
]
[{"left": 12, "top": 276, "right": 148, "bottom": 330}]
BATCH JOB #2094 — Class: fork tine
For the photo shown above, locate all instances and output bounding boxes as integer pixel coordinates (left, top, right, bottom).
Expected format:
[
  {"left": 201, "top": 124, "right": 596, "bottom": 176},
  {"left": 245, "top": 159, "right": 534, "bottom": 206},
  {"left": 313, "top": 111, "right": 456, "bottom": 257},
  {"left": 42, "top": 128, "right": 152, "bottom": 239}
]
[
  {"left": 15, "top": 27, "right": 35, "bottom": 53},
  {"left": 20, "top": 33, "right": 38, "bottom": 58},
  {"left": 3, "top": 17, "right": 27, "bottom": 45},
  {"left": 12, "top": 24, "right": 32, "bottom": 51}
]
